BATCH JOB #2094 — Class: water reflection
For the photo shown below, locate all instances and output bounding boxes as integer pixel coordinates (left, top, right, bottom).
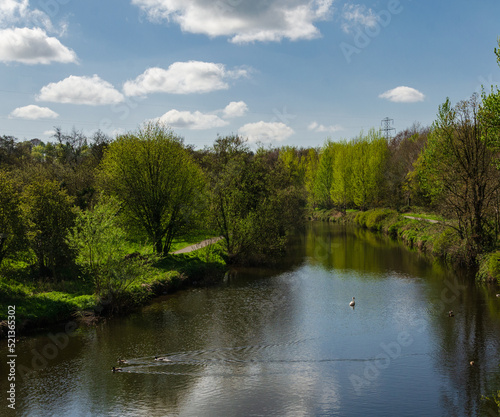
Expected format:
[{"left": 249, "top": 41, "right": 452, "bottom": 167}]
[{"left": 2, "top": 223, "right": 500, "bottom": 416}]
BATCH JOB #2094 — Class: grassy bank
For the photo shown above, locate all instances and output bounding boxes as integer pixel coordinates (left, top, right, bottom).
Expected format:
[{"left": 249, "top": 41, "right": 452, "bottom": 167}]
[
  {"left": 308, "top": 207, "right": 497, "bottom": 280},
  {"left": 0, "top": 237, "right": 226, "bottom": 337}
]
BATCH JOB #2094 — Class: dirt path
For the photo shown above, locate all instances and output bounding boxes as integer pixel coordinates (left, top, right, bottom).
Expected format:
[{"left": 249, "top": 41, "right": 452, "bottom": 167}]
[
  {"left": 172, "top": 236, "right": 223, "bottom": 254},
  {"left": 403, "top": 216, "right": 440, "bottom": 224}
]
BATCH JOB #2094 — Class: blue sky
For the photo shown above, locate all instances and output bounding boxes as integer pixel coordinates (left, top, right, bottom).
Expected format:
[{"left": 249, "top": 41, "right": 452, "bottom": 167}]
[{"left": 1, "top": 0, "right": 499, "bottom": 148}]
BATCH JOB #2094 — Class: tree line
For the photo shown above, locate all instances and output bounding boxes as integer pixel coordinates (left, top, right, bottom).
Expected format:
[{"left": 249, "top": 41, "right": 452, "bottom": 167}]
[{"left": 1, "top": 41, "right": 499, "bottom": 286}]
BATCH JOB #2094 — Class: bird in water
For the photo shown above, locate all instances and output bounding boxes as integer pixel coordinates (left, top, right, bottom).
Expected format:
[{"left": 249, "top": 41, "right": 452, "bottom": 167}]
[
  {"left": 470, "top": 361, "right": 475, "bottom": 366},
  {"left": 112, "top": 367, "right": 122, "bottom": 372},
  {"left": 448, "top": 310, "right": 454, "bottom": 317},
  {"left": 117, "top": 358, "right": 128, "bottom": 364},
  {"left": 349, "top": 297, "right": 355, "bottom": 307},
  {"left": 155, "top": 356, "right": 170, "bottom": 362}
]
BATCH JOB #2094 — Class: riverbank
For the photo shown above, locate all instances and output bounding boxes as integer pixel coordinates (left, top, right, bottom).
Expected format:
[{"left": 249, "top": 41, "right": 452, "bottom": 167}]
[
  {"left": 0, "top": 237, "right": 226, "bottom": 338},
  {"left": 308, "top": 207, "right": 500, "bottom": 283}
]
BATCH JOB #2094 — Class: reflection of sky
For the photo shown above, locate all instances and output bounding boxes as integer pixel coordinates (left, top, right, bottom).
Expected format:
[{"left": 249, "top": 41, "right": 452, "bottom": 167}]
[{"left": 4, "top": 225, "right": 500, "bottom": 416}]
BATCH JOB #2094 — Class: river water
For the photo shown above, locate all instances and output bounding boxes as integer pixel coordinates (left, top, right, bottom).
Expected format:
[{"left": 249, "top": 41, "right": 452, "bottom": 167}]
[{"left": 3, "top": 223, "right": 500, "bottom": 416}]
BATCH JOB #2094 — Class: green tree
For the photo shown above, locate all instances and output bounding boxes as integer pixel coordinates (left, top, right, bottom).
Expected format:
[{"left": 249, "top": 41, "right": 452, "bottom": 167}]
[
  {"left": 22, "top": 180, "right": 75, "bottom": 277},
  {"left": 385, "top": 124, "right": 429, "bottom": 209},
  {"left": 0, "top": 171, "right": 25, "bottom": 267},
  {"left": 67, "top": 195, "right": 126, "bottom": 293},
  {"left": 99, "top": 122, "right": 205, "bottom": 255},
  {"left": 331, "top": 140, "right": 353, "bottom": 214},
  {"left": 350, "top": 130, "right": 388, "bottom": 210},
  {"left": 304, "top": 148, "right": 320, "bottom": 208},
  {"left": 314, "top": 141, "right": 336, "bottom": 209},
  {"left": 417, "top": 95, "right": 500, "bottom": 258},
  {"left": 204, "top": 136, "right": 303, "bottom": 264}
]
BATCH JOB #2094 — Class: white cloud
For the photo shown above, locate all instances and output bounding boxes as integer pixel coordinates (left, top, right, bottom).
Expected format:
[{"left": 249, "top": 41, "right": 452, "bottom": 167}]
[
  {"left": 37, "top": 75, "right": 125, "bottom": 105},
  {"left": 155, "top": 109, "right": 229, "bottom": 130},
  {"left": 131, "top": 0, "right": 333, "bottom": 43},
  {"left": 0, "top": 27, "right": 77, "bottom": 64},
  {"left": 379, "top": 86, "right": 425, "bottom": 103},
  {"left": 123, "top": 61, "right": 249, "bottom": 96},
  {"left": 222, "top": 101, "right": 248, "bottom": 118},
  {"left": 308, "top": 121, "right": 343, "bottom": 133},
  {"left": 341, "top": 3, "right": 378, "bottom": 33},
  {"left": 0, "top": 0, "right": 53, "bottom": 31},
  {"left": 238, "top": 121, "right": 294, "bottom": 143},
  {"left": 9, "top": 104, "right": 59, "bottom": 119}
]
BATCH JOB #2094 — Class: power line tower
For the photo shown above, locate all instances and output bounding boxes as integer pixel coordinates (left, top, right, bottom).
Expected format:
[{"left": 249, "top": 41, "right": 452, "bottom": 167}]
[{"left": 380, "top": 117, "right": 395, "bottom": 140}]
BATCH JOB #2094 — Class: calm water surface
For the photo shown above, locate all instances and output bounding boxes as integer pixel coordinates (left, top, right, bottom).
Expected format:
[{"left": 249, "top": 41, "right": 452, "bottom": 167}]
[{"left": 3, "top": 223, "right": 500, "bottom": 416}]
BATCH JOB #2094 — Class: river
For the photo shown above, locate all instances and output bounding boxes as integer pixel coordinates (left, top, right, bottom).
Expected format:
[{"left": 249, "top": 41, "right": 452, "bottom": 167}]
[{"left": 2, "top": 222, "right": 500, "bottom": 416}]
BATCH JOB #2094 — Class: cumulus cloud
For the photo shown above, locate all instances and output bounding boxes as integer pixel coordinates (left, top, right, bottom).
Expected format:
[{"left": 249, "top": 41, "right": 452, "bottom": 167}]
[
  {"left": 379, "top": 86, "right": 425, "bottom": 103},
  {"left": 0, "top": 0, "right": 55, "bottom": 32},
  {"left": 37, "top": 75, "right": 125, "bottom": 105},
  {"left": 9, "top": 104, "right": 59, "bottom": 119},
  {"left": 155, "top": 109, "right": 229, "bottom": 130},
  {"left": 131, "top": 0, "right": 333, "bottom": 43},
  {"left": 222, "top": 101, "right": 248, "bottom": 118},
  {"left": 0, "top": 27, "right": 77, "bottom": 64},
  {"left": 238, "top": 121, "right": 294, "bottom": 143},
  {"left": 341, "top": 3, "right": 378, "bottom": 33},
  {"left": 123, "top": 61, "right": 249, "bottom": 96},
  {"left": 308, "top": 121, "right": 343, "bottom": 133}
]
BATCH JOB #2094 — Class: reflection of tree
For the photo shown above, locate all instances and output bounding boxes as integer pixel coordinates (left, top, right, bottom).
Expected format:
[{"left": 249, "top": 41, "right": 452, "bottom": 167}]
[
  {"left": 426, "top": 269, "right": 500, "bottom": 416},
  {"left": 304, "top": 222, "right": 432, "bottom": 277}
]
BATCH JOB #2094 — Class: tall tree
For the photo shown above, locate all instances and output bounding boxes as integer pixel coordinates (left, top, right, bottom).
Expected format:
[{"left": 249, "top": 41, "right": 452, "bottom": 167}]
[
  {"left": 22, "top": 180, "right": 75, "bottom": 277},
  {"left": 99, "top": 122, "right": 205, "bottom": 255},
  {"left": 0, "top": 171, "right": 25, "bottom": 267},
  {"left": 204, "top": 136, "right": 303, "bottom": 264},
  {"left": 350, "top": 130, "right": 388, "bottom": 210},
  {"left": 417, "top": 94, "right": 500, "bottom": 258},
  {"left": 314, "top": 141, "right": 336, "bottom": 209},
  {"left": 331, "top": 140, "right": 353, "bottom": 214}
]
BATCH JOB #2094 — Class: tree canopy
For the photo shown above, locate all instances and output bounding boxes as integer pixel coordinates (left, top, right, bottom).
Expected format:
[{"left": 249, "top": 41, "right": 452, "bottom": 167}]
[{"left": 99, "top": 122, "right": 205, "bottom": 255}]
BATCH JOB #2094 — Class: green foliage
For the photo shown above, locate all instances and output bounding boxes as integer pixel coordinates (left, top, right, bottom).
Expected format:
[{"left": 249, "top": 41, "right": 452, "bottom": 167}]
[
  {"left": 0, "top": 171, "right": 25, "bottom": 266},
  {"left": 350, "top": 129, "right": 388, "bottom": 210},
  {"left": 330, "top": 140, "right": 353, "bottom": 213},
  {"left": 477, "top": 251, "right": 500, "bottom": 282},
  {"left": 432, "top": 228, "right": 461, "bottom": 260},
  {"left": 304, "top": 148, "right": 320, "bottom": 208},
  {"left": 99, "top": 122, "right": 205, "bottom": 255},
  {"left": 314, "top": 141, "right": 336, "bottom": 208},
  {"left": 67, "top": 195, "right": 130, "bottom": 294},
  {"left": 416, "top": 94, "right": 500, "bottom": 259},
  {"left": 204, "top": 136, "right": 304, "bottom": 264},
  {"left": 355, "top": 208, "right": 397, "bottom": 231},
  {"left": 21, "top": 179, "right": 75, "bottom": 277}
]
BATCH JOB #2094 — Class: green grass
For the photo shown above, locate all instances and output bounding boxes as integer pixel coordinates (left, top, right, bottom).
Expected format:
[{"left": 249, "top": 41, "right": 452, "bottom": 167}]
[{"left": 0, "top": 232, "right": 226, "bottom": 332}]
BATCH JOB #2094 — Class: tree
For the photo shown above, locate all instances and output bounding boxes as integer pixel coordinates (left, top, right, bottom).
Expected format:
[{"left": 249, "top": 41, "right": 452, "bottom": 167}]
[
  {"left": 204, "top": 136, "right": 304, "bottom": 264},
  {"left": 99, "top": 122, "right": 205, "bottom": 255},
  {"left": 314, "top": 141, "right": 336, "bottom": 209},
  {"left": 0, "top": 171, "right": 25, "bottom": 267},
  {"left": 67, "top": 195, "right": 126, "bottom": 294},
  {"left": 417, "top": 94, "right": 500, "bottom": 258},
  {"left": 385, "top": 124, "right": 429, "bottom": 208},
  {"left": 330, "top": 140, "right": 353, "bottom": 213},
  {"left": 350, "top": 129, "right": 388, "bottom": 210},
  {"left": 304, "top": 148, "right": 320, "bottom": 208},
  {"left": 22, "top": 180, "right": 75, "bottom": 277}
]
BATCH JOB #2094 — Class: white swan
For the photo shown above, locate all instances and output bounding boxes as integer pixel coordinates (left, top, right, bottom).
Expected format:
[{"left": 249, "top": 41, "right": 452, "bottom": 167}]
[{"left": 349, "top": 297, "right": 355, "bottom": 307}]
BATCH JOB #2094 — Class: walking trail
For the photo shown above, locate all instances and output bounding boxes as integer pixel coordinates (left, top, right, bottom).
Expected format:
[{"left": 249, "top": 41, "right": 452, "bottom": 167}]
[{"left": 172, "top": 237, "right": 223, "bottom": 254}]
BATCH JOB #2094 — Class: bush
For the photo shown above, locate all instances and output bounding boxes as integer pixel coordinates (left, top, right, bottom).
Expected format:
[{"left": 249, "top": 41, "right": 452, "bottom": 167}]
[{"left": 477, "top": 251, "right": 500, "bottom": 282}]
